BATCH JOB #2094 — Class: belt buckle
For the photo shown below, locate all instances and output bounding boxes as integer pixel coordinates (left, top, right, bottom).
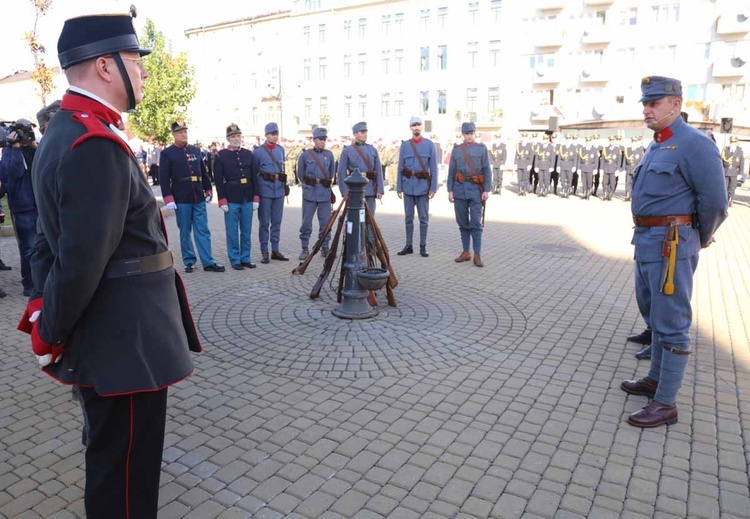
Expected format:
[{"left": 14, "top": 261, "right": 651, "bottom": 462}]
[
  {"left": 240, "top": 178, "right": 248, "bottom": 184},
  {"left": 191, "top": 176, "right": 198, "bottom": 182}
]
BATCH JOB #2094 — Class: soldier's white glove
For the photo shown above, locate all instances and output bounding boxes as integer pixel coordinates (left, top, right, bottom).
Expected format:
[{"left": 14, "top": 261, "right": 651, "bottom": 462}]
[
  {"left": 253, "top": 202, "right": 260, "bottom": 211},
  {"left": 548, "top": 167, "right": 553, "bottom": 172},
  {"left": 221, "top": 205, "right": 229, "bottom": 213},
  {"left": 205, "top": 194, "right": 213, "bottom": 203},
  {"left": 556, "top": 167, "right": 561, "bottom": 173},
  {"left": 615, "top": 170, "right": 620, "bottom": 178},
  {"left": 526, "top": 165, "right": 531, "bottom": 171},
  {"left": 165, "top": 201, "right": 177, "bottom": 211}
]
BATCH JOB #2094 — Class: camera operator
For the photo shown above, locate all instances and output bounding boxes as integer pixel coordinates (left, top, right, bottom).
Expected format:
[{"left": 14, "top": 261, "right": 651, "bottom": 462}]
[{"left": 0, "top": 119, "right": 39, "bottom": 296}]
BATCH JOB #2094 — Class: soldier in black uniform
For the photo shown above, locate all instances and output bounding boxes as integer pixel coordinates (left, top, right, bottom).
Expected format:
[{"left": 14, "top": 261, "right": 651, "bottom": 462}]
[
  {"left": 490, "top": 134, "right": 507, "bottom": 195},
  {"left": 21, "top": 14, "right": 201, "bottom": 518}
]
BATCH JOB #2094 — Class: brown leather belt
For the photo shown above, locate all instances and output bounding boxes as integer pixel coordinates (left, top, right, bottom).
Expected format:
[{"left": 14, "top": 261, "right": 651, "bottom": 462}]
[
  {"left": 104, "top": 251, "right": 173, "bottom": 279},
  {"left": 632, "top": 215, "right": 692, "bottom": 227},
  {"left": 455, "top": 172, "right": 485, "bottom": 185},
  {"left": 304, "top": 177, "right": 332, "bottom": 187}
]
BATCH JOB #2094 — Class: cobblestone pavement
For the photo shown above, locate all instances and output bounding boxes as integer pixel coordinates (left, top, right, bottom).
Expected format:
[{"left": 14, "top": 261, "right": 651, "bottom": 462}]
[{"left": 1, "top": 180, "right": 749, "bottom": 519}]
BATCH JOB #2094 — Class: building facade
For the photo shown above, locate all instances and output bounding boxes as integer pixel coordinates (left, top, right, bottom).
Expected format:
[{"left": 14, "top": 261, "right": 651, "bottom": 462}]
[{"left": 184, "top": 0, "right": 748, "bottom": 142}]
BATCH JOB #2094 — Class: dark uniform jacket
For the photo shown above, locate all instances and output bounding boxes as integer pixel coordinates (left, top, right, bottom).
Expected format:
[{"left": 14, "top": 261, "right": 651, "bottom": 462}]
[
  {"left": 214, "top": 147, "right": 257, "bottom": 205},
  {"left": 159, "top": 144, "right": 212, "bottom": 205},
  {"left": 515, "top": 142, "right": 534, "bottom": 170},
  {"left": 624, "top": 145, "right": 644, "bottom": 175},
  {"left": 557, "top": 144, "right": 578, "bottom": 171},
  {"left": 30, "top": 92, "right": 200, "bottom": 396},
  {"left": 578, "top": 145, "right": 600, "bottom": 173},
  {"left": 721, "top": 146, "right": 744, "bottom": 177},
  {"left": 490, "top": 143, "right": 507, "bottom": 169},
  {"left": 601, "top": 145, "right": 623, "bottom": 174}
]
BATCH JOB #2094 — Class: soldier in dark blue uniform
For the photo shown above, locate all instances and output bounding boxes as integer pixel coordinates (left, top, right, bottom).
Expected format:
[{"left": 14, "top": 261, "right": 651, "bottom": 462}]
[
  {"left": 337, "top": 121, "right": 384, "bottom": 215},
  {"left": 23, "top": 14, "right": 202, "bottom": 517},
  {"left": 490, "top": 134, "right": 507, "bottom": 195},
  {"left": 601, "top": 135, "right": 622, "bottom": 201},
  {"left": 721, "top": 136, "right": 744, "bottom": 206},
  {"left": 214, "top": 123, "right": 258, "bottom": 270},
  {"left": 514, "top": 132, "right": 534, "bottom": 196},
  {"left": 621, "top": 76, "right": 728, "bottom": 428},
  {"left": 623, "top": 135, "right": 644, "bottom": 202},
  {"left": 535, "top": 134, "right": 555, "bottom": 197},
  {"left": 577, "top": 136, "right": 599, "bottom": 200},
  {"left": 396, "top": 116, "right": 439, "bottom": 257},
  {"left": 160, "top": 122, "right": 224, "bottom": 273},
  {"left": 557, "top": 134, "right": 579, "bottom": 198},
  {"left": 448, "top": 122, "right": 491, "bottom": 267},
  {"left": 297, "top": 127, "right": 335, "bottom": 260},
  {"left": 253, "top": 122, "right": 289, "bottom": 263}
]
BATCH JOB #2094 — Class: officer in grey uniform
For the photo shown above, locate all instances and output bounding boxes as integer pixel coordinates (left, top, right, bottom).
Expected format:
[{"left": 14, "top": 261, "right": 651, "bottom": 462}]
[
  {"left": 721, "top": 136, "right": 744, "bottom": 206},
  {"left": 337, "top": 121, "right": 384, "bottom": 215},
  {"left": 623, "top": 136, "right": 644, "bottom": 201},
  {"left": 557, "top": 134, "right": 579, "bottom": 198},
  {"left": 577, "top": 136, "right": 599, "bottom": 199},
  {"left": 621, "top": 76, "right": 728, "bottom": 428},
  {"left": 535, "top": 135, "right": 555, "bottom": 197},
  {"left": 490, "top": 135, "right": 507, "bottom": 195},
  {"left": 297, "top": 127, "right": 335, "bottom": 260},
  {"left": 252, "top": 122, "right": 289, "bottom": 263},
  {"left": 396, "top": 116, "right": 438, "bottom": 257},
  {"left": 448, "top": 122, "right": 491, "bottom": 267},
  {"left": 514, "top": 132, "right": 534, "bottom": 196},
  {"left": 601, "top": 136, "right": 622, "bottom": 201}
]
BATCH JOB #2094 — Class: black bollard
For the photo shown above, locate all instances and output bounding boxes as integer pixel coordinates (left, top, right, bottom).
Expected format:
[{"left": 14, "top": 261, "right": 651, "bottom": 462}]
[{"left": 333, "top": 168, "right": 379, "bottom": 319}]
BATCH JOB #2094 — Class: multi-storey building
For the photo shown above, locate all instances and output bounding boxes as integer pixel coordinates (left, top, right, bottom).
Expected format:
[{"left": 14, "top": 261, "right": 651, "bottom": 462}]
[{"left": 183, "top": 0, "right": 748, "bottom": 142}]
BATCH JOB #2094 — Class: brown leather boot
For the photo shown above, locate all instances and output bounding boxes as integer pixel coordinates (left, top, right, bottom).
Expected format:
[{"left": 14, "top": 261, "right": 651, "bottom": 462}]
[
  {"left": 454, "top": 251, "right": 471, "bottom": 263},
  {"left": 627, "top": 401, "right": 678, "bottom": 428},
  {"left": 620, "top": 377, "right": 658, "bottom": 398},
  {"left": 261, "top": 252, "right": 270, "bottom": 264},
  {"left": 473, "top": 254, "right": 484, "bottom": 267}
]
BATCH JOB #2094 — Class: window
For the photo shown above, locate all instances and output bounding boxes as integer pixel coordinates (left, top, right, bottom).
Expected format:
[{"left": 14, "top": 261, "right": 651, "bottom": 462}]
[
  {"left": 343, "top": 55, "right": 351, "bottom": 77},
  {"left": 420, "top": 91, "right": 429, "bottom": 115},
  {"left": 438, "top": 45, "right": 448, "bottom": 70},
  {"left": 318, "top": 57, "right": 327, "bottom": 80},
  {"left": 686, "top": 85, "right": 707, "bottom": 102},
  {"left": 303, "top": 26, "right": 310, "bottom": 45},
  {"left": 382, "top": 15, "right": 391, "bottom": 34},
  {"left": 438, "top": 90, "right": 447, "bottom": 114},
  {"left": 653, "top": 4, "right": 679, "bottom": 23},
  {"left": 318, "top": 24, "right": 326, "bottom": 43},
  {"left": 489, "top": 40, "right": 501, "bottom": 67},
  {"left": 305, "top": 98, "right": 312, "bottom": 120},
  {"left": 488, "top": 87, "right": 500, "bottom": 112},
  {"left": 466, "top": 88, "right": 478, "bottom": 113},
  {"left": 304, "top": 0, "right": 320, "bottom": 10},
  {"left": 303, "top": 59, "right": 311, "bottom": 81},
  {"left": 491, "top": 0, "right": 502, "bottom": 23},
  {"left": 420, "top": 47, "right": 430, "bottom": 71},
  {"left": 395, "top": 13, "right": 404, "bottom": 34},
  {"left": 438, "top": 7, "right": 448, "bottom": 29},
  {"left": 467, "top": 42, "right": 478, "bottom": 68},
  {"left": 359, "top": 18, "right": 367, "bottom": 39},
  {"left": 320, "top": 97, "right": 328, "bottom": 117},
  {"left": 395, "top": 92, "right": 404, "bottom": 116},
  {"left": 343, "top": 20, "right": 352, "bottom": 40},
  {"left": 358, "top": 53, "right": 367, "bottom": 75},
  {"left": 381, "top": 51, "right": 391, "bottom": 74},
  {"left": 529, "top": 54, "right": 555, "bottom": 69},
  {"left": 344, "top": 95, "right": 352, "bottom": 118},
  {"left": 359, "top": 94, "right": 367, "bottom": 117},
  {"left": 468, "top": 2, "right": 479, "bottom": 25},
  {"left": 395, "top": 49, "right": 404, "bottom": 74},
  {"left": 381, "top": 93, "right": 390, "bottom": 117},
  {"left": 420, "top": 9, "right": 430, "bottom": 30},
  {"left": 618, "top": 8, "right": 637, "bottom": 25}
]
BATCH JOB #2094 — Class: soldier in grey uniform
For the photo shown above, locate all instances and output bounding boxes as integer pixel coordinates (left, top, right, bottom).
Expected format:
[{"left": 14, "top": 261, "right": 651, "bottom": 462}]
[
  {"left": 448, "top": 122, "right": 491, "bottom": 267},
  {"left": 557, "top": 134, "right": 579, "bottom": 198},
  {"left": 337, "top": 121, "right": 384, "bottom": 215},
  {"left": 396, "top": 116, "right": 438, "bottom": 257},
  {"left": 721, "top": 136, "right": 744, "bottom": 206},
  {"left": 514, "top": 132, "right": 534, "bottom": 196},
  {"left": 297, "top": 127, "right": 335, "bottom": 260},
  {"left": 535, "top": 134, "right": 555, "bottom": 197},
  {"left": 252, "top": 122, "right": 289, "bottom": 263},
  {"left": 577, "top": 136, "right": 599, "bottom": 200},
  {"left": 601, "top": 135, "right": 623, "bottom": 201},
  {"left": 623, "top": 135, "right": 644, "bottom": 201},
  {"left": 530, "top": 132, "right": 541, "bottom": 193},
  {"left": 490, "top": 134, "right": 507, "bottom": 195}
]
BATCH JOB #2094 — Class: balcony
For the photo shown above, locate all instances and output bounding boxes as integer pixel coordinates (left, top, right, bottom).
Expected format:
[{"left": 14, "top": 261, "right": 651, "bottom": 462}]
[
  {"left": 583, "top": 0, "right": 614, "bottom": 5},
  {"left": 533, "top": 67, "right": 561, "bottom": 85},
  {"left": 580, "top": 68, "right": 609, "bottom": 83},
  {"left": 537, "top": 0, "right": 565, "bottom": 11},
  {"left": 581, "top": 24, "right": 612, "bottom": 45},
  {"left": 534, "top": 30, "right": 564, "bottom": 49},
  {"left": 717, "top": 13, "right": 750, "bottom": 35},
  {"left": 712, "top": 56, "right": 747, "bottom": 78}
]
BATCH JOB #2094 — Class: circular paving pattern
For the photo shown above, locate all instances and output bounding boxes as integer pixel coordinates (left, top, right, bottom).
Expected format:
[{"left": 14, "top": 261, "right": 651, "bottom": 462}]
[
  {"left": 525, "top": 242, "right": 588, "bottom": 257},
  {"left": 193, "top": 275, "right": 527, "bottom": 378}
]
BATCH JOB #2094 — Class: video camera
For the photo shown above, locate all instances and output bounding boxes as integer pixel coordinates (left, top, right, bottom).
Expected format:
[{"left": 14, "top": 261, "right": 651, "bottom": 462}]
[{"left": 0, "top": 119, "right": 36, "bottom": 147}]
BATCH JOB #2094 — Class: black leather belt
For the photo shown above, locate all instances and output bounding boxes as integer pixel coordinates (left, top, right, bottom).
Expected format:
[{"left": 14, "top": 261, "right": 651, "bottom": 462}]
[
  {"left": 225, "top": 178, "right": 249, "bottom": 185},
  {"left": 173, "top": 176, "right": 201, "bottom": 183},
  {"left": 103, "top": 251, "right": 173, "bottom": 279}
]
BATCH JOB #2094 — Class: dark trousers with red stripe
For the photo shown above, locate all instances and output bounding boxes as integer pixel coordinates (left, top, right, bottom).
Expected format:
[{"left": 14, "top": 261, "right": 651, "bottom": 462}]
[{"left": 79, "top": 386, "right": 168, "bottom": 519}]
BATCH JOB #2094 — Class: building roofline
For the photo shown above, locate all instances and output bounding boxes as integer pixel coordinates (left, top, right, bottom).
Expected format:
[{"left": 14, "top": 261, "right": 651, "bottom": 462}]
[{"left": 184, "top": 10, "right": 291, "bottom": 36}]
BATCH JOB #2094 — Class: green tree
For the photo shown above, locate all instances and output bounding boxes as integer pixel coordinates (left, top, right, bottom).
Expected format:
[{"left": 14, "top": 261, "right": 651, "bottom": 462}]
[
  {"left": 129, "top": 19, "right": 195, "bottom": 145},
  {"left": 25, "top": 0, "right": 55, "bottom": 105}
]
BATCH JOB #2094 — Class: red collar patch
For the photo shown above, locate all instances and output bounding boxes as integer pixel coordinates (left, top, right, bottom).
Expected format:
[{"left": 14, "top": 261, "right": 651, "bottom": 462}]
[
  {"left": 61, "top": 93, "right": 124, "bottom": 130},
  {"left": 654, "top": 126, "right": 674, "bottom": 143},
  {"left": 412, "top": 137, "right": 423, "bottom": 144}
]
